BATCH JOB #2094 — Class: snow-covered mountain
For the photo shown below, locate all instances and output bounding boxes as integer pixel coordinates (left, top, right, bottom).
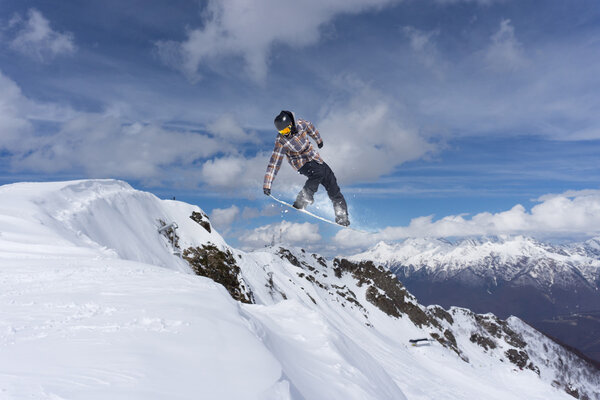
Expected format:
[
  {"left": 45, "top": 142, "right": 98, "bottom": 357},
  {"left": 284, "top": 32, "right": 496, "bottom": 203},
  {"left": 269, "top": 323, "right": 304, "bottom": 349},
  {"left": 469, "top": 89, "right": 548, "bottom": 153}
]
[
  {"left": 350, "top": 236, "right": 600, "bottom": 365},
  {"left": 351, "top": 236, "right": 600, "bottom": 290},
  {"left": 1, "top": 180, "right": 599, "bottom": 400}
]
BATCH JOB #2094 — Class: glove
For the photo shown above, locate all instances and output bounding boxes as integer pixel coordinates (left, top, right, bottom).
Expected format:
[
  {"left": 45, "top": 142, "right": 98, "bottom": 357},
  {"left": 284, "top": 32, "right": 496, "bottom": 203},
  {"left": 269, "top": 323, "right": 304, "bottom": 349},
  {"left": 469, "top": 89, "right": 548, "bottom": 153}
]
[
  {"left": 317, "top": 141, "right": 324, "bottom": 149},
  {"left": 263, "top": 187, "right": 271, "bottom": 196}
]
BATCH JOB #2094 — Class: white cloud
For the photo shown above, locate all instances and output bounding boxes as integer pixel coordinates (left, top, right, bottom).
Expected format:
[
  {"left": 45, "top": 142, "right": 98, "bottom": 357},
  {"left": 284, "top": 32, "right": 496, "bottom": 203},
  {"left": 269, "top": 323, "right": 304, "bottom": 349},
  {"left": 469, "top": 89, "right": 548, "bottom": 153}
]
[
  {"left": 435, "top": 0, "right": 503, "bottom": 4},
  {"left": 485, "top": 19, "right": 527, "bottom": 72},
  {"left": 333, "top": 189, "right": 600, "bottom": 249},
  {"left": 9, "top": 9, "right": 76, "bottom": 61},
  {"left": 2, "top": 100, "right": 222, "bottom": 185},
  {"left": 240, "top": 220, "right": 321, "bottom": 248},
  {"left": 210, "top": 205, "right": 240, "bottom": 230},
  {"left": 206, "top": 114, "right": 258, "bottom": 143},
  {"left": 535, "top": 190, "right": 600, "bottom": 203},
  {"left": 404, "top": 26, "right": 437, "bottom": 53},
  {"left": 403, "top": 26, "right": 442, "bottom": 74},
  {"left": 200, "top": 152, "right": 300, "bottom": 194},
  {"left": 200, "top": 154, "right": 270, "bottom": 191},
  {"left": 318, "top": 83, "right": 436, "bottom": 184},
  {"left": 0, "top": 70, "right": 75, "bottom": 152},
  {"left": 156, "top": 0, "right": 400, "bottom": 82},
  {"left": 0, "top": 71, "right": 32, "bottom": 149},
  {"left": 242, "top": 205, "right": 280, "bottom": 219},
  {"left": 201, "top": 156, "right": 246, "bottom": 188}
]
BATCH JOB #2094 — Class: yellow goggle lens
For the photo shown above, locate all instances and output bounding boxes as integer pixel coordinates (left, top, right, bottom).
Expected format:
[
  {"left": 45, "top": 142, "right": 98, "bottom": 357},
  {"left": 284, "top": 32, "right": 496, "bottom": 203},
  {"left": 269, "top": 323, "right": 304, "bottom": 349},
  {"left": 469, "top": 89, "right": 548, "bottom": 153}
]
[{"left": 278, "top": 125, "right": 291, "bottom": 135}]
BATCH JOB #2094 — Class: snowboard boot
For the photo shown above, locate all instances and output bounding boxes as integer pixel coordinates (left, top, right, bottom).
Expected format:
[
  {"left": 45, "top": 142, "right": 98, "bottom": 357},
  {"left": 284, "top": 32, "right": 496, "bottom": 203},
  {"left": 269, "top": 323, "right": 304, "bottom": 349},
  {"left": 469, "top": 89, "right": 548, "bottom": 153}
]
[
  {"left": 293, "top": 189, "right": 314, "bottom": 210},
  {"left": 335, "top": 213, "right": 350, "bottom": 227},
  {"left": 334, "top": 202, "right": 350, "bottom": 226}
]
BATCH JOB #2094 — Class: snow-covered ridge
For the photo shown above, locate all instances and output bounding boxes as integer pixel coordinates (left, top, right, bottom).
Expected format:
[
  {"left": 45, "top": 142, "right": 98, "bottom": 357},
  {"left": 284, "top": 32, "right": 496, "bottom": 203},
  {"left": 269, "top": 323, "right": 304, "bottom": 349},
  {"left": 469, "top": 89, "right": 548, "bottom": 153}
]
[
  {"left": 0, "top": 179, "right": 224, "bottom": 268},
  {"left": 1, "top": 180, "right": 598, "bottom": 400}
]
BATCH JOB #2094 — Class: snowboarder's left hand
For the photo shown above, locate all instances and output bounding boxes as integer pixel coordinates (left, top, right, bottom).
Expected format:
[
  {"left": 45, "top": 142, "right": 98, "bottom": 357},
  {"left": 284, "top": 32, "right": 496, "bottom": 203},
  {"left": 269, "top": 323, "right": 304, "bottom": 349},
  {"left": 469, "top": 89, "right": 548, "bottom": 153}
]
[
  {"left": 318, "top": 141, "right": 323, "bottom": 149},
  {"left": 263, "top": 188, "right": 271, "bottom": 196}
]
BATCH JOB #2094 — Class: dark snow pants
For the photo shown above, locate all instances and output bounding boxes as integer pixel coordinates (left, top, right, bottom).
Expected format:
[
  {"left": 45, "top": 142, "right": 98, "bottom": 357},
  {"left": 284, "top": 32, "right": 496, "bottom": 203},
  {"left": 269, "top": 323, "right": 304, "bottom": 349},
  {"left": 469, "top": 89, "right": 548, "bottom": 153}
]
[{"left": 295, "top": 160, "right": 348, "bottom": 218}]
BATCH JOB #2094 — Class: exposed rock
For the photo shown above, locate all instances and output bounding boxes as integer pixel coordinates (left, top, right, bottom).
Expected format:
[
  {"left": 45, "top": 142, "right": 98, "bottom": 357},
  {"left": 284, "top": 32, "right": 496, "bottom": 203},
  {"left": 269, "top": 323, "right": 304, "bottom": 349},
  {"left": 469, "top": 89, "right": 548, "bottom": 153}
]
[
  {"left": 334, "top": 258, "right": 439, "bottom": 329},
  {"left": 312, "top": 253, "right": 328, "bottom": 268},
  {"left": 183, "top": 244, "right": 253, "bottom": 304},
  {"left": 278, "top": 247, "right": 303, "bottom": 268},
  {"left": 505, "top": 348, "right": 530, "bottom": 369},
  {"left": 429, "top": 305, "right": 454, "bottom": 325},
  {"left": 470, "top": 333, "right": 497, "bottom": 351},
  {"left": 504, "top": 348, "right": 539, "bottom": 375},
  {"left": 476, "top": 314, "right": 526, "bottom": 348},
  {"left": 190, "top": 211, "right": 211, "bottom": 233}
]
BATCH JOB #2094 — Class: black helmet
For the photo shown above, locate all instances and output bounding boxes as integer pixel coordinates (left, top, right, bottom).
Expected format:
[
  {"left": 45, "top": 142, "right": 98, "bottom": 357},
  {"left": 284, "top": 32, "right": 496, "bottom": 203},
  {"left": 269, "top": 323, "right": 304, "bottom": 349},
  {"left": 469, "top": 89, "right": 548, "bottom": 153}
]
[{"left": 274, "top": 110, "right": 295, "bottom": 134}]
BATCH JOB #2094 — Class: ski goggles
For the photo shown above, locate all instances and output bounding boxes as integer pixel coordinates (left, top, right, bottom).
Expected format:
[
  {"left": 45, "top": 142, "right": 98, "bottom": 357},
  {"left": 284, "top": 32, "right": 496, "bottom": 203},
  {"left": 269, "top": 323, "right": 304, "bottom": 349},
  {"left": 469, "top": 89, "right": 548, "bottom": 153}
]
[{"left": 278, "top": 124, "right": 292, "bottom": 135}]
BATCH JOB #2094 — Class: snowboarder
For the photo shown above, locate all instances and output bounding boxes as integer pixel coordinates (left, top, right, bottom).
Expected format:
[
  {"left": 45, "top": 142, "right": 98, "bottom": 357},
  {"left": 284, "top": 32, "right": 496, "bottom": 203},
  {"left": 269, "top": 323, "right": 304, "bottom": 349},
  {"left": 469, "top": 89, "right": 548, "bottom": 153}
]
[{"left": 263, "top": 110, "right": 350, "bottom": 227}]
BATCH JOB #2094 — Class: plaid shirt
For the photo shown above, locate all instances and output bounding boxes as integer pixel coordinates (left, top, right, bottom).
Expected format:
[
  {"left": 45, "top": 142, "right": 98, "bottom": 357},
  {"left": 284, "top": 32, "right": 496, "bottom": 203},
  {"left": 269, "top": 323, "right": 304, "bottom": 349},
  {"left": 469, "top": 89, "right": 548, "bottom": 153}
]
[{"left": 263, "top": 118, "right": 324, "bottom": 190}]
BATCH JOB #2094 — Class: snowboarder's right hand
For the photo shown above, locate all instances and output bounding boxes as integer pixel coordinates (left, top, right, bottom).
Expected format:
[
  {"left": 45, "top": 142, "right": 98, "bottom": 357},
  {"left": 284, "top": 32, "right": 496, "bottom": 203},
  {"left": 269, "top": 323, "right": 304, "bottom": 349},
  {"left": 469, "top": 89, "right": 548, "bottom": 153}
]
[
  {"left": 317, "top": 141, "right": 324, "bottom": 149},
  {"left": 263, "top": 188, "right": 271, "bottom": 196}
]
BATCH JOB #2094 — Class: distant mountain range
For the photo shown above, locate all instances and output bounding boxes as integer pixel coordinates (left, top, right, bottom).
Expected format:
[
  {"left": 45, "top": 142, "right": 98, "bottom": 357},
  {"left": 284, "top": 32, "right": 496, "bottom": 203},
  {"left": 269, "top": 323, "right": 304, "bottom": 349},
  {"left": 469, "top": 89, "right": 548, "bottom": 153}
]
[{"left": 350, "top": 236, "right": 600, "bottom": 365}]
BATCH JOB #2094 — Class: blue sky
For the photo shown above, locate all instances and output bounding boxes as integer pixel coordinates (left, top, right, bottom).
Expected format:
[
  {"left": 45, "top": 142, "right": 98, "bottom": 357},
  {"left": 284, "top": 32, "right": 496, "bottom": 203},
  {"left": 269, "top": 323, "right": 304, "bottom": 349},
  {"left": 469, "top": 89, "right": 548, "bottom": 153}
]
[{"left": 1, "top": 0, "right": 600, "bottom": 254}]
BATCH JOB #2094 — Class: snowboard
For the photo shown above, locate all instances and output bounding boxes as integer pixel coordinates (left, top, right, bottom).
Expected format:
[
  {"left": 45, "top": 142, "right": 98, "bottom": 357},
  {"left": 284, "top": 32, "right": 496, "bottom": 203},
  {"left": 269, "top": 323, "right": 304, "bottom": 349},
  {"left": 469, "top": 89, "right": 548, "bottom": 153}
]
[{"left": 269, "top": 195, "right": 368, "bottom": 233}]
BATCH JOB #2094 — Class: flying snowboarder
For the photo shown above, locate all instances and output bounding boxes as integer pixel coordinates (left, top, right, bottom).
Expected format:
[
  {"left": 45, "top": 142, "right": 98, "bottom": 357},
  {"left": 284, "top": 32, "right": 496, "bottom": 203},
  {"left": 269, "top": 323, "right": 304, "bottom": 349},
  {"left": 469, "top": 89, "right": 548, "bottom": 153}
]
[{"left": 263, "top": 110, "right": 350, "bottom": 227}]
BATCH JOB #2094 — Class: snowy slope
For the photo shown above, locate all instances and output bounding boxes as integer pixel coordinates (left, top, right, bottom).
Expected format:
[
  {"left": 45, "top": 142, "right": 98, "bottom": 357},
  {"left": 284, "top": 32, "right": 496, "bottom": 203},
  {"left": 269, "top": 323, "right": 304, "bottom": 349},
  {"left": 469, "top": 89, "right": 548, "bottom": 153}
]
[
  {"left": 0, "top": 180, "right": 281, "bottom": 399},
  {"left": 1, "top": 180, "right": 598, "bottom": 400}
]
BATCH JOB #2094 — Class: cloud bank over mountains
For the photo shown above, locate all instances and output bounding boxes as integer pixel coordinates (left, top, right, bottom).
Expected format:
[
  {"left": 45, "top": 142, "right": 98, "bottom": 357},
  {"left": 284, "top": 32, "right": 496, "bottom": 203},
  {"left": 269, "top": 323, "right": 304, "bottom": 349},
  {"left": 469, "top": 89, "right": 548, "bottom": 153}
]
[
  {"left": 226, "top": 189, "right": 600, "bottom": 252},
  {"left": 330, "top": 189, "right": 600, "bottom": 250}
]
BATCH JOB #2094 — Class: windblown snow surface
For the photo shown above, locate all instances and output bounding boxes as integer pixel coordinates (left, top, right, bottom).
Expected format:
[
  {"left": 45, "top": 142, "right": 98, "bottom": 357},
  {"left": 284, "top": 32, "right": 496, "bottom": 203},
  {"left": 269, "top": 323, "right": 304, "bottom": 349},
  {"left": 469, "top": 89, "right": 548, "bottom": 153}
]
[{"left": 0, "top": 180, "right": 598, "bottom": 400}]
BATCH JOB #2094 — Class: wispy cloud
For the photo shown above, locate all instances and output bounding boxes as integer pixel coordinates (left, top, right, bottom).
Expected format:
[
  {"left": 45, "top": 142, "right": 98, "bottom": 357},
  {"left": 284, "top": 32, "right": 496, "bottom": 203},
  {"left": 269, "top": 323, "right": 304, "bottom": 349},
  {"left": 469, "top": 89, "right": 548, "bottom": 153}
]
[
  {"left": 8, "top": 9, "right": 76, "bottom": 62},
  {"left": 0, "top": 70, "right": 76, "bottom": 152},
  {"left": 241, "top": 205, "right": 280, "bottom": 220},
  {"left": 199, "top": 153, "right": 277, "bottom": 194},
  {"left": 210, "top": 205, "right": 240, "bottom": 231},
  {"left": 403, "top": 26, "right": 444, "bottom": 76},
  {"left": 209, "top": 203, "right": 281, "bottom": 237},
  {"left": 206, "top": 114, "right": 259, "bottom": 143},
  {"left": 484, "top": 19, "right": 527, "bottom": 72},
  {"left": 0, "top": 71, "right": 32, "bottom": 148},
  {"left": 156, "top": 0, "right": 401, "bottom": 82},
  {"left": 434, "top": 0, "right": 506, "bottom": 4}
]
